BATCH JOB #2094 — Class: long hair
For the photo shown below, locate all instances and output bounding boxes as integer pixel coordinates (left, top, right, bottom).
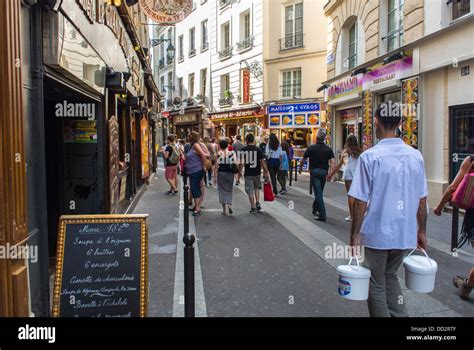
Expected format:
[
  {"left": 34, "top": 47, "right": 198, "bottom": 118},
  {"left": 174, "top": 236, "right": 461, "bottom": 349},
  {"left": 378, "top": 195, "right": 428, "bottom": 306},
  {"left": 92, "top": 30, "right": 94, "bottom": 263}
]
[
  {"left": 345, "top": 135, "right": 362, "bottom": 158},
  {"left": 269, "top": 133, "right": 280, "bottom": 151},
  {"left": 189, "top": 131, "right": 200, "bottom": 145},
  {"left": 281, "top": 141, "right": 290, "bottom": 157}
]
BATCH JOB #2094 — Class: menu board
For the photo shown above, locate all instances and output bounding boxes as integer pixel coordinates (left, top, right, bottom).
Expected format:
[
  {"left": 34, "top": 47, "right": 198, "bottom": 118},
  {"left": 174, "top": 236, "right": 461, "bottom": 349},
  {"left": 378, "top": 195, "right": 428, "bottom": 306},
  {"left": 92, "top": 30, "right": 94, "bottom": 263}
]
[
  {"left": 64, "top": 120, "right": 97, "bottom": 143},
  {"left": 361, "top": 91, "right": 373, "bottom": 150},
  {"left": 401, "top": 77, "right": 419, "bottom": 149},
  {"left": 52, "top": 215, "right": 148, "bottom": 317}
]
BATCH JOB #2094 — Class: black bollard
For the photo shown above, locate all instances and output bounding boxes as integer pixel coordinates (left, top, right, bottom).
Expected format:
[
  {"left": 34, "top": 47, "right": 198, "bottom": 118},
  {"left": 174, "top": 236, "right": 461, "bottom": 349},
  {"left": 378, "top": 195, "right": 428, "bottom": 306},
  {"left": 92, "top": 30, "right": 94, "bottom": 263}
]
[
  {"left": 451, "top": 206, "right": 459, "bottom": 251},
  {"left": 289, "top": 159, "right": 293, "bottom": 186},
  {"left": 183, "top": 185, "right": 189, "bottom": 237},
  {"left": 294, "top": 159, "right": 298, "bottom": 182},
  {"left": 183, "top": 232, "right": 195, "bottom": 317}
]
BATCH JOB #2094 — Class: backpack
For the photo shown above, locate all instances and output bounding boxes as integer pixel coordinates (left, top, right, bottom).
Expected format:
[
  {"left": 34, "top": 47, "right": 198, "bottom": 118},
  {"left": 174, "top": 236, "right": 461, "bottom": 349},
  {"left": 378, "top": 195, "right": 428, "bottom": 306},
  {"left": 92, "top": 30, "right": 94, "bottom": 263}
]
[{"left": 168, "top": 145, "right": 179, "bottom": 165}]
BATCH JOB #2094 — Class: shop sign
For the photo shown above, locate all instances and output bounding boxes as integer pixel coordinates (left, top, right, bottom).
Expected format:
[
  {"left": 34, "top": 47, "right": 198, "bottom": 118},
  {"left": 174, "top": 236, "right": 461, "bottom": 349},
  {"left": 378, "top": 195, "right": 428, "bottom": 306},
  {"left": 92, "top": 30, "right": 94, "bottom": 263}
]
[
  {"left": 141, "top": 117, "right": 150, "bottom": 179},
  {"left": 361, "top": 91, "right": 373, "bottom": 150},
  {"left": 139, "top": 0, "right": 193, "bottom": 24},
  {"left": 241, "top": 69, "right": 251, "bottom": 104},
  {"left": 363, "top": 51, "right": 413, "bottom": 90},
  {"left": 174, "top": 113, "right": 197, "bottom": 124},
  {"left": 209, "top": 108, "right": 262, "bottom": 121},
  {"left": 63, "top": 120, "right": 98, "bottom": 143},
  {"left": 401, "top": 77, "right": 419, "bottom": 149},
  {"left": 327, "top": 75, "right": 362, "bottom": 101},
  {"left": 268, "top": 102, "right": 321, "bottom": 129},
  {"left": 267, "top": 102, "right": 320, "bottom": 114}
]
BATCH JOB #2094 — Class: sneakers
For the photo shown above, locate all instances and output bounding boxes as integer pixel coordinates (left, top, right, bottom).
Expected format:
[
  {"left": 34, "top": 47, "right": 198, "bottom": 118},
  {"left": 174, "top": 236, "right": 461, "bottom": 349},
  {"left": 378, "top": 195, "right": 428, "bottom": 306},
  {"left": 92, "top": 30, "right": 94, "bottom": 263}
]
[
  {"left": 453, "top": 275, "right": 472, "bottom": 300},
  {"left": 255, "top": 202, "right": 262, "bottom": 212},
  {"left": 279, "top": 189, "right": 288, "bottom": 195},
  {"left": 345, "top": 216, "right": 352, "bottom": 222},
  {"left": 228, "top": 207, "right": 233, "bottom": 215},
  {"left": 167, "top": 190, "right": 178, "bottom": 196},
  {"left": 250, "top": 208, "right": 257, "bottom": 214},
  {"left": 235, "top": 181, "right": 240, "bottom": 186}
]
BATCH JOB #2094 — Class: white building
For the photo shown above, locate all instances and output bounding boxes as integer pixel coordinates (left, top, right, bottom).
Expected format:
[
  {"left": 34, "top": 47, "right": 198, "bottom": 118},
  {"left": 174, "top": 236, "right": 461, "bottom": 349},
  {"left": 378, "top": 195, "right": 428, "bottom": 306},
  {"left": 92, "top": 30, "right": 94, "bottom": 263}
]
[
  {"left": 209, "top": 0, "right": 264, "bottom": 140},
  {"left": 173, "top": 0, "right": 213, "bottom": 139}
]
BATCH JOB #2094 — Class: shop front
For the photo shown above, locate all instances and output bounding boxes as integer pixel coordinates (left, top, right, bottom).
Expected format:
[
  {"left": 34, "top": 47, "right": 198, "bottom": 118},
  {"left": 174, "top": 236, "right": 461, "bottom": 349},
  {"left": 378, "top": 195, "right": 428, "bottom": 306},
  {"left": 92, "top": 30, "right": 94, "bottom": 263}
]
[
  {"left": 267, "top": 102, "right": 324, "bottom": 159},
  {"left": 171, "top": 107, "right": 203, "bottom": 139},
  {"left": 209, "top": 107, "right": 265, "bottom": 141}
]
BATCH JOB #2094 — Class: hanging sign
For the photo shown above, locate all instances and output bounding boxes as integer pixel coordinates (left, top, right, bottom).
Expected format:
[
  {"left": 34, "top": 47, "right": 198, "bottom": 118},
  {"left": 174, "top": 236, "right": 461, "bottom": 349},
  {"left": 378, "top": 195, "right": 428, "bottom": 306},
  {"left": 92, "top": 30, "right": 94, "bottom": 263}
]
[{"left": 139, "top": 0, "right": 193, "bottom": 24}]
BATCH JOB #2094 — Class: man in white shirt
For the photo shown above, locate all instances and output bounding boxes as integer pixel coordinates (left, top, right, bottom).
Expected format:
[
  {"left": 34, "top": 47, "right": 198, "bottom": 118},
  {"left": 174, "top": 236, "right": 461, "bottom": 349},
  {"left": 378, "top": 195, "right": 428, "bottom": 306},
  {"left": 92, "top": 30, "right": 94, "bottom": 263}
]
[{"left": 348, "top": 102, "right": 428, "bottom": 317}]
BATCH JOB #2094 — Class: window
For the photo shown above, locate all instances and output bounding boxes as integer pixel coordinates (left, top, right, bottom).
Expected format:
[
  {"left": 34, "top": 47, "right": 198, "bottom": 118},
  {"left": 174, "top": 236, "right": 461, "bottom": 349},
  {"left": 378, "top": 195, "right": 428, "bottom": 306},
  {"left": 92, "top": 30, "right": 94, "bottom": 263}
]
[
  {"left": 201, "top": 20, "right": 208, "bottom": 51},
  {"left": 200, "top": 68, "right": 207, "bottom": 96},
  {"left": 188, "top": 73, "right": 195, "bottom": 97},
  {"left": 237, "top": 10, "right": 253, "bottom": 51},
  {"left": 178, "top": 35, "right": 184, "bottom": 61},
  {"left": 219, "top": 22, "right": 232, "bottom": 59},
  {"left": 159, "top": 34, "right": 165, "bottom": 59},
  {"left": 281, "top": 69, "right": 301, "bottom": 99},
  {"left": 160, "top": 76, "right": 165, "bottom": 92},
  {"left": 452, "top": 0, "right": 471, "bottom": 20},
  {"left": 348, "top": 22, "right": 357, "bottom": 69},
  {"left": 220, "top": 74, "right": 231, "bottom": 105},
  {"left": 167, "top": 27, "right": 173, "bottom": 41},
  {"left": 167, "top": 72, "right": 173, "bottom": 100},
  {"left": 282, "top": 3, "right": 303, "bottom": 50},
  {"left": 189, "top": 27, "right": 196, "bottom": 56},
  {"left": 178, "top": 77, "right": 184, "bottom": 98},
  {"left": 243, "top": 11, "right": 251, "bottom": 39},
  {"left": 387, "top": 0, "right": 404, "bottom": 51}
]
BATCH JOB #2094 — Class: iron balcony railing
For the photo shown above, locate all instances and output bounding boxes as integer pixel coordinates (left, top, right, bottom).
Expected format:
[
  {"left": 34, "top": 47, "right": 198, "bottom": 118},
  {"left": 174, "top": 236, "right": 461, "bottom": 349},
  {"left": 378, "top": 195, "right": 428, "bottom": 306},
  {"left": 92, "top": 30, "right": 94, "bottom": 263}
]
[
  {"left": 236, "top": 36, "right": 254, "bottom": 51},
  {"left": 279, "top": 32, "right": 304, "bottom": 51},
  {"left": 218, "top": 46, "right": 233, "bottom": 60},
  {"left": 166, "top": 55, "right": 173, "bottom": 65},
  {"left": 158, "top": 58, "right": 165, "bottom": 69},
  {"left": 188, "top": 48, "right": 196, "bottom": 57},
  {"left": 201, "top": 42, "right": 209, "bottom": 52},
  {"left": 219, "top": 95, "right": 233, "bottom": 106}
]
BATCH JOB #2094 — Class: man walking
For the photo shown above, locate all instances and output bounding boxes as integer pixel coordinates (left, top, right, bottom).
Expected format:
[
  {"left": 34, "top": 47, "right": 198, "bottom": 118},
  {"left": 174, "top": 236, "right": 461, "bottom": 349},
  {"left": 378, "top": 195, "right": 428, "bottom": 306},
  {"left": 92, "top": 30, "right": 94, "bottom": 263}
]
[
  {"left": 232, "top": 135, "right": 245, "bottom": 185},
  {"left": 299, "top": 129, "right": 335, "bottom": 221},
  {"left": 239, "top": 133, "right": 268, "bottom": 214},
  {"left": 348, "top": 103, "right": 428, "bottom": 317},
  {"left": 162, "top": 134, "right": 179, "bottom": 195}
]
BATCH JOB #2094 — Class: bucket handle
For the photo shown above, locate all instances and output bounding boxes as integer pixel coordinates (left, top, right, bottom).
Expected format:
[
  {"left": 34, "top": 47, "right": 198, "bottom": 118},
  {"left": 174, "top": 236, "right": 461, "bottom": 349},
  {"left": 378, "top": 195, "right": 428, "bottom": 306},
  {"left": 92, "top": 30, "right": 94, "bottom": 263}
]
[
  {"left": 348, "top": 256, "right": 360, "bottom": 267},
  {"left": 407, "top": 248, "right": 434, "bottom": 269}
]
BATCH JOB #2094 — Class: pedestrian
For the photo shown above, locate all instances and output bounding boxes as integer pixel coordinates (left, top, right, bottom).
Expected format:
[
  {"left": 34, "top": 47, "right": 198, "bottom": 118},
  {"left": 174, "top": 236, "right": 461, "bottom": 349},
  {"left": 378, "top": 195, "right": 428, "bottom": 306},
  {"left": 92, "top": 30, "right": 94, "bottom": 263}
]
[
  {"left": 287, "top": 139, "right": 294, "bottom": 178},
  {"left": 239, "top": 133, "right": 269, "bottom": 213},
  {"left": 162, "top": 134, "right": 179, "bottom": 195},
  {"left": 203, "top": 137, "right": 216, "bottom": 187},
  {"left": 299, "top": 129, "right": 335, "bottom": 221},
  {"left": 178, "top": 139, "right": 185, "bottom": 176},
  {"left": 266, "top": 133, "right": 283, "bottom": 197},
  {"left": 348, "top": 103, "right": 428, "bottom": 317},
  {"left": 434, "top": 154, "right": 474, "bottom": 300},
  {"left": 213, "top": 138, "right": 237, "bottom": 215},
  {"left": 326, "top": 134, "right": 363, "bottom": 222},
  {"left": 232, "top": 135, "right": 245, "bottom": 185},
  {"left": 277, "top": 141, "right": 290, "bottom": 194},
  {"left": 184, "top": 131, "right": 210, "bottom": 216},
  {"left": 259, "top": 135, "right": 269, "bottom": 158}
]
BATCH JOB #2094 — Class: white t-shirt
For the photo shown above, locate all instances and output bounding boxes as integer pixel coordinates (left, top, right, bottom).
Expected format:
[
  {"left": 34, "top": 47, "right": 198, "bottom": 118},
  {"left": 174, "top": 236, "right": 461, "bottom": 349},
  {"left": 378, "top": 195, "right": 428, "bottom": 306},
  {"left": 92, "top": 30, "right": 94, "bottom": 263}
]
[{"left": 266, "top": 145, "right": 283, "bottom": 159}]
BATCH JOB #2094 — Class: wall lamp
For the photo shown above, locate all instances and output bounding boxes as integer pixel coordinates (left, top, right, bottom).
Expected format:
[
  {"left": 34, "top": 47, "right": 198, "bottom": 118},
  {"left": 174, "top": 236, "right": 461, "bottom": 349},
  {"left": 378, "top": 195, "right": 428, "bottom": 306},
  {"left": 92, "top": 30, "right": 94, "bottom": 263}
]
[{"left": 383, "top": 50, "right": 406, "bottom": 65}]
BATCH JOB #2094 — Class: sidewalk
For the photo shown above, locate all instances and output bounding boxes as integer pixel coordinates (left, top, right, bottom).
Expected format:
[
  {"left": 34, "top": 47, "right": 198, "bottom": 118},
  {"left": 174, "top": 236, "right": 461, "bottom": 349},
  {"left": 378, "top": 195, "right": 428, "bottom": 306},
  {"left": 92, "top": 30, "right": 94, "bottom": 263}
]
[{"left": 133, "top": 161, "right": 473, "bottom": 317}]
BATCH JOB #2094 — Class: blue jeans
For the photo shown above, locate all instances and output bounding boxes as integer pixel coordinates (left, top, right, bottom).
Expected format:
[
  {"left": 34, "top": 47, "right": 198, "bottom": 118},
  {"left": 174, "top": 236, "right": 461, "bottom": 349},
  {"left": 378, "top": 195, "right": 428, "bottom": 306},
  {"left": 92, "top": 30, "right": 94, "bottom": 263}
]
[{"left": 310, "top": 168, "right": 328, "bottom": 219}]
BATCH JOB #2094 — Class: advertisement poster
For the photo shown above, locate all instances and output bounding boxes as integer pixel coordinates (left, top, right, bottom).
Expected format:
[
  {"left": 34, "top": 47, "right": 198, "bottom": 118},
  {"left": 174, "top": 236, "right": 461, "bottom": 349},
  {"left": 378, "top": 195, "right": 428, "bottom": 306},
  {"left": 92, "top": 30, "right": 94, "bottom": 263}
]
[
  {"left": 241, "top": 69, "right": 251, "bottom": 104},
  {"left": 401, "top": 77, "right": 419, "bottom": 149},
  {"left": 268, "top": 103, "right": 321, "bottom": 129},
  {"left": 141, "top": 117, "right": 150, "bottom": 179},
  {"left": 361, "top": 91, "right": 373, "bottom": 150},
  {"left": 63, "top": 120, "right": 97, "bottom": 143}
]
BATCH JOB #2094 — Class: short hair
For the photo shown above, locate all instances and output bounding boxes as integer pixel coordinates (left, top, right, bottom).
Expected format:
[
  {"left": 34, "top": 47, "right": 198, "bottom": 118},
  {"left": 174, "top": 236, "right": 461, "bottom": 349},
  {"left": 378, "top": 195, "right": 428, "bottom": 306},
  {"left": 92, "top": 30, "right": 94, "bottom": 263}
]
[
  {"left": 167, "top": 134, "right": 175, "bottom": 142},
  {"left": 375, "top": 102, "right": 402, "bottom": 130},
  {"left": 316, "top": 129, "right": 326, "bottom": 142},
  {"left": 219, "top": 138, "right": 229, "bottom": 150},
  {"left": 236, "top": 135, "right": 241, "bottom": 141},
  {"left": 245, "top": 133, "right": 255, "bottom": 144}
]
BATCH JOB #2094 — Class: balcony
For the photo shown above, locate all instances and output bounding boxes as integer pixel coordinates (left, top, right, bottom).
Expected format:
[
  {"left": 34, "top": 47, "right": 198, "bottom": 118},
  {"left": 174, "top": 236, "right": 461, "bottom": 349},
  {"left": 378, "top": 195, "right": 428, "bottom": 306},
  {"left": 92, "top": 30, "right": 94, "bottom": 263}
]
[
  {"left": 166, "top": 55, "right": 173, "bottom": 65},
  {"left": 201, "top": 42, "right": 209, "bottom": 52},
  {"left": 219, "top": 0, "right": 233, "bottom": 8},
  {"left": 279, "top": 32, "right": 304, "bottom": 51},
  {"left": 219, "top": 91, "right": 234, "bottom": 106},
  {"left": 236, "top": 36, "right": 254, "bottom": 52},
  {"left": 218, "top": 46, "right": 233, "bottom": 60},
  {"left": 158, "top": 58, "right": 165, "bottom": 69},
  {"left": 279, "top": 84, "right": 302, "bottom": 100},
  {"left": 188, "top": 48, "right": 196, "bottom": 57}
]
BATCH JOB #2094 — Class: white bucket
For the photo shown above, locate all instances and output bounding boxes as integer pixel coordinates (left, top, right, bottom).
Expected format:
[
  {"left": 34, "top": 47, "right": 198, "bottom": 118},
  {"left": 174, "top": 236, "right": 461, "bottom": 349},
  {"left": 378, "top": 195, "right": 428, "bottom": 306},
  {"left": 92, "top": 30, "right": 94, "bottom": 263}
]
[
  {"left": 337, "top": 257, "right": 371, "bottom": 301},
  {"left": 403, "top": 248, "right": 438, "bottom": 293}
]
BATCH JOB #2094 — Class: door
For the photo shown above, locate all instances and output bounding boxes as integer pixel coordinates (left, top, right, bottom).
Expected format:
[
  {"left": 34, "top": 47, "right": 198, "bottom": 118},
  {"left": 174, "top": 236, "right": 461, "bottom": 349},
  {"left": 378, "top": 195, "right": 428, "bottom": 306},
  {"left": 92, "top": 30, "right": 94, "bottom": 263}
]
[{"left": 450, "top": 104, "right": 474, "bottom": 181}]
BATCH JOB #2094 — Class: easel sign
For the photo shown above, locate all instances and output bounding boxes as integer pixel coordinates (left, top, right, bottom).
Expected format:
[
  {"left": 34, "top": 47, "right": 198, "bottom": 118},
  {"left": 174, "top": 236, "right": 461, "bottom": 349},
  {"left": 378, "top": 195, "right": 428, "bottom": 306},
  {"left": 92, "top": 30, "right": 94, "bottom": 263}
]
[{"left": 52, "top": 214, "right": 148, "bottom": 317}]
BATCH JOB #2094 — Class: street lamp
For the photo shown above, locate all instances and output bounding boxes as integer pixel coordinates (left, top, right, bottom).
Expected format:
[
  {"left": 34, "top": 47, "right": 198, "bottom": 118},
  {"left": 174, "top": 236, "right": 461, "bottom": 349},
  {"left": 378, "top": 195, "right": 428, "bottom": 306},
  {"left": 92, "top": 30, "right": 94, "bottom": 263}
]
[
  {"left": 151, "top": 38, "right": 175, "bottom": 60},
  {"left": 161, "top": 85, "right": 175, "bottom": 94}
]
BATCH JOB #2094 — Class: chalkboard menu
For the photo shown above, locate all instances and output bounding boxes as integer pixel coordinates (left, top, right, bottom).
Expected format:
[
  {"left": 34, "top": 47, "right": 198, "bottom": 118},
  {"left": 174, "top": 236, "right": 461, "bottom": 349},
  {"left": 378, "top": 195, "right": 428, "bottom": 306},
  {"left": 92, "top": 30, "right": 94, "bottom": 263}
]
[{"left": 52, "top": 215, "right": 148, "bottom": 317}]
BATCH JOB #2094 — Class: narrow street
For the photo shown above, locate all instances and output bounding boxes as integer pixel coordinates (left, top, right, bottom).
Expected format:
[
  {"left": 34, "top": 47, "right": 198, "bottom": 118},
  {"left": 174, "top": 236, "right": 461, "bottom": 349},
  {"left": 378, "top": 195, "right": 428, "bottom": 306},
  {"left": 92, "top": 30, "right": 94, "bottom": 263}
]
[{"left": 135, "top": 160, "right": 474, "bottom": 317}]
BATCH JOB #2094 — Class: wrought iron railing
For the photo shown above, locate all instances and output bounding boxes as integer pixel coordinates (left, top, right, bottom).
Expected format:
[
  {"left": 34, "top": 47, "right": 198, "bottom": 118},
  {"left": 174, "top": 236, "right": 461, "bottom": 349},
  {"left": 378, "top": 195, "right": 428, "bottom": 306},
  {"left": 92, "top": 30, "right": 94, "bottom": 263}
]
[
  {"left": 279, "top": 32, "right": 304, "bottom": 51},
  {"left": 218, "top": 46, "right": 233, "bottom": 59},
  {"left": 236, "top": 36, "right": 254, "bottom": 51}
]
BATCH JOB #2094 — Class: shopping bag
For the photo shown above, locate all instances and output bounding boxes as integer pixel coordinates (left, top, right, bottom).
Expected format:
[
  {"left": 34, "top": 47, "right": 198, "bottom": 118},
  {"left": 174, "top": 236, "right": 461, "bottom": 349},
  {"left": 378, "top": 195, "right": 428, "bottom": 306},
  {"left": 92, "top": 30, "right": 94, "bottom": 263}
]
[
  {"left": 451, "top": 172, "right": 474, "bottom": 209},
  {"left": 263, "top": 182, "right": 274, "bottom": 202}
]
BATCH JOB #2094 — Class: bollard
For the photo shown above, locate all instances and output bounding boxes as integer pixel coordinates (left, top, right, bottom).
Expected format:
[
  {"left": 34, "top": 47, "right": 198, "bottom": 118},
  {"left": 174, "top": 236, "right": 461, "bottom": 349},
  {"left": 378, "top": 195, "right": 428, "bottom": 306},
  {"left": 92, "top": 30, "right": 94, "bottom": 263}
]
[
  {"left": 183, "top": 233, "right": 195, "bottom": 317},
  {"left": 289, "top": 160, "right": 293, "bottom": 186},
  {"left": 451, "top": 206, "right": 459, "bottom": 251},
  {"left": 294, "top": 159, "right": 298, "bottom": 182},
  {"left": 183, "top": 185, "right": 189, "bottom": 242}
]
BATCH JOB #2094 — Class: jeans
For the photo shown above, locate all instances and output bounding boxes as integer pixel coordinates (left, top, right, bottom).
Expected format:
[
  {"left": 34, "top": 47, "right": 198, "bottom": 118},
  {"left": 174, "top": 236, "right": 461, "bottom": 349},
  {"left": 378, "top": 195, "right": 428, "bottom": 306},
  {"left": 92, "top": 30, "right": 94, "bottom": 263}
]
[
  {"left": 277, "top": 169, "right": 287, "bottom": 190},
  {"left": 310, "top": 168, "right": 328, "bottom": 219},
  {"left": 362, "top": 247, "right": 410, "bottom": 317},
  {"left": 268, "top": 161, "right": 280, "bottom": 195}
]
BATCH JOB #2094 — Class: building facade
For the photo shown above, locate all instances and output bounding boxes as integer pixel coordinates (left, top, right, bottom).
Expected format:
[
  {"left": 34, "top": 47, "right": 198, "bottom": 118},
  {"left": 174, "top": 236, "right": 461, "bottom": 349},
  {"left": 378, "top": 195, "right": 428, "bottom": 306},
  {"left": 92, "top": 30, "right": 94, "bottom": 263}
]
[
  {"left": 263, "top": 0, "right": 328, "bottom": 159},
  {"left": 322, "top": 0, "right": 474, "bottom": 206}
]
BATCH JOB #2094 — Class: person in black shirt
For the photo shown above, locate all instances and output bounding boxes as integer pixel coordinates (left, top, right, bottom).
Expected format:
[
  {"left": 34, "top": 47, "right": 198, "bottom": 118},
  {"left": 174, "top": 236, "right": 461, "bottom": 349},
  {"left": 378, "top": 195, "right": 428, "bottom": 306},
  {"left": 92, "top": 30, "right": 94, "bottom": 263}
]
[
  {"left": 162, "top": 134, "right": 178, "bottom": 195},
  {"left": 299, "top": 129, "right": 335, "bottom": 221},
  {"left": 239, "top": 133, "right": 269, "bottom": 213}
]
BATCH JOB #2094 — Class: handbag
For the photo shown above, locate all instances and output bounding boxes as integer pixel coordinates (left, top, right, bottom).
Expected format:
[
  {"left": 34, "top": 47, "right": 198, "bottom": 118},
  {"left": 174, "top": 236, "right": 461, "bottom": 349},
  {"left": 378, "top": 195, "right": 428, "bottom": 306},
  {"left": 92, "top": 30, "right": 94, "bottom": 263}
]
[
  {"left": 263, "top": 181, "right": 274, "bottom": 202},
  {"left": 451, "top": 172, "right": 474, "bottom": 209},
  {"left": 203, "top": 158, "right": 213, "bottom": 171}
]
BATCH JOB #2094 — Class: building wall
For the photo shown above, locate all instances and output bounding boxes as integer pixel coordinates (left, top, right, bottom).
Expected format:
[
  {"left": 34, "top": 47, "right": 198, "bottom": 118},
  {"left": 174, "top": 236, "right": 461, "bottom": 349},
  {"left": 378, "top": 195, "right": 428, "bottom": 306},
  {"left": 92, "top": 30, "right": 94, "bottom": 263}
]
[
  {"left": 263, "top": 0, "right": 327, "bottom": 102},
  {"left": 153, "top": 24, "right": 175, "bottom": 110},
  {"left": 210, "top": 0, "right": 264, "bottom": 111}
]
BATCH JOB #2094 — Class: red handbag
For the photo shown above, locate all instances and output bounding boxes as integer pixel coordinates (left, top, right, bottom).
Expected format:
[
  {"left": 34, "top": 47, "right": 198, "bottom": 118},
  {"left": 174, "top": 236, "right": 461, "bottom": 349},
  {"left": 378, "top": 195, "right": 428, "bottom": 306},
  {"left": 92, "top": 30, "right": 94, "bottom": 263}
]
[
  {"left": 451, "top": 172, "right": 474, "bottom": 209},
  {"left": 263, "top": 181, "right": 274, "bottom": 202}
]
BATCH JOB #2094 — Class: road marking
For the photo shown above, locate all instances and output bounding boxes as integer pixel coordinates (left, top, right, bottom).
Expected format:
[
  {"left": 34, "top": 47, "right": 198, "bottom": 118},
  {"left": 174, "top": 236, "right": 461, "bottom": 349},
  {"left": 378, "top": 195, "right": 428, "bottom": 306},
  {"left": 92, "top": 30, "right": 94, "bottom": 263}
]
[
  {"left": 288, "top": 183, "right": 474, "bottom": 263},
  {"left": 235, "top": 185, "right": 461, "bottom": 317},
  {"left": 172, "top": 176, "right": 207, "bottom": 317}
]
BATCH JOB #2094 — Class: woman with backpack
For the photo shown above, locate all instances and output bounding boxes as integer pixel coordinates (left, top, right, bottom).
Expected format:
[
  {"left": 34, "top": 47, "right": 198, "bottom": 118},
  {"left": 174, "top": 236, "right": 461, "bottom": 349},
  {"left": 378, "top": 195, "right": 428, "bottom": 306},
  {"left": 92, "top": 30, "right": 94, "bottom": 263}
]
[
  {"left": 277, "top": 141, "right": 290, "bottom": 195},
  {"left": 162, "top": 134, "right": 179, "bottom": 196},
  {"left": 213, "top": 138, "right": 238, "bottom": 215},
  {"left": 434, "top": 154, "right": 474, "bottom": 300},
  {"left": 265, "top": 133, "right": 283, "bottom": 196}
]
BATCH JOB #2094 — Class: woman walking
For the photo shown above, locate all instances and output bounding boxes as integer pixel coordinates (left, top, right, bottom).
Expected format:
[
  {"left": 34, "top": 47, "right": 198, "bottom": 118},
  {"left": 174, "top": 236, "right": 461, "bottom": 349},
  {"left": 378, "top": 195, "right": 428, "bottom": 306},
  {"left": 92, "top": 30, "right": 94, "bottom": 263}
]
[
  {"left": 434, "top": 154, "right": 474, "bottom": 300},
  {"left": 277, "top": 141, "right": 290, "bottom": 194},
  {"left": 326, "top": 135, "right": 362, "bottom": 222},
  {"left": 266, "top": 133, "right": 283, "bottom": 196},
  {"left": 203, "top": 137, "right": 216, "bottom": 187},
  {"left": 213, "top": 138, "right": 237, "bottom": 215},
  {"left": 184, "top": 131, "right": 210, "bottom": 216}
]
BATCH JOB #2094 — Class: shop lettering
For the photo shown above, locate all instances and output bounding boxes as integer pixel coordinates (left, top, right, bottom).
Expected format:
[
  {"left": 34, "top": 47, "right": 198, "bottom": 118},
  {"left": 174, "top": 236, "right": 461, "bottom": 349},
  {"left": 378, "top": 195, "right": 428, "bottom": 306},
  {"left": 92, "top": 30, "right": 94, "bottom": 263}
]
[
  {"left": 373, "top": 73, "right": 396, "bottom": 85},
  {"left": 328, "top": 76, "right": 360, "bottom": 100},
  {"left": 77, "top": 0, "right": 96, "bottom": 24}
]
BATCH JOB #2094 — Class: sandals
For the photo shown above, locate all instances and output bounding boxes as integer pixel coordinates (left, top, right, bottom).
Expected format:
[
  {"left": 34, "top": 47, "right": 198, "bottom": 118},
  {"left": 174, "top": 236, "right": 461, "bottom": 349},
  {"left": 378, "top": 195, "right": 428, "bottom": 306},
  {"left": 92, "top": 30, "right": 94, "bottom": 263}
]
[{"left": 192, "top": 210, "right": 202, "bottom": 216}]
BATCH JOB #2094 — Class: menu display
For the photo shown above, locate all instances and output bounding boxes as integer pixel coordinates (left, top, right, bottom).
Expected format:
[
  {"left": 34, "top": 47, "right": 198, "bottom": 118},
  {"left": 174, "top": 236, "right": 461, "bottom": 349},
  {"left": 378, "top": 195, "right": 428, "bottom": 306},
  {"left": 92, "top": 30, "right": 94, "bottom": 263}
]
[
  {"left": 362, "top": 91, "right": 373, "bottom": 149},
  {"left": 63, "top": 120, "right": 98, "bottom": 143},
  {"left": 401, "top": 77, "right": 419, "bottom": 149},
  {"left": 52, "top": 215, "right": 148, "bottom": 317}
]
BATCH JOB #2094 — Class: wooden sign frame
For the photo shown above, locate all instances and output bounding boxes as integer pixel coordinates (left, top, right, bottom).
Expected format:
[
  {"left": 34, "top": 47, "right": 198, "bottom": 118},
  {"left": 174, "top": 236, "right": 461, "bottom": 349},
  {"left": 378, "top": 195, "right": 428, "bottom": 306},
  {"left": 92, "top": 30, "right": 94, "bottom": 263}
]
[{"left": 52, "top": 214, "right": 148, "bottom": 317}]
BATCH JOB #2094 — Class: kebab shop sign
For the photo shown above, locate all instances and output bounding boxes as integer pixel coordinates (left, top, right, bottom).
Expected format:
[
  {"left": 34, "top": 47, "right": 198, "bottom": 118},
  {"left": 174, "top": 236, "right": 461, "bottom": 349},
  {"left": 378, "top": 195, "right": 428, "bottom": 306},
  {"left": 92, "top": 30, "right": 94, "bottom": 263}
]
[{"left": 327, "top": 75, "right": 362, "bottom": 102}]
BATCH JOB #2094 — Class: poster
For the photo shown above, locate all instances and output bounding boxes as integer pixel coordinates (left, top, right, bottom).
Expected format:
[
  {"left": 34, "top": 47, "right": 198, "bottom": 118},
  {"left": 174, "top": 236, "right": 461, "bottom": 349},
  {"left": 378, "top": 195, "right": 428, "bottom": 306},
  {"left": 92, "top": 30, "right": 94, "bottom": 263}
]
[
  {"left": 141, "top": 117, "right": 150, "bottom": 179},
  {"left": 361, "top": 91, "right": 373, "bottom": 150},
  {"left": 401, "top": 77, "right": 419, "bottom": 149},
  {"left": 63, "top": 120, "right": 97, "bottom": 143}
]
